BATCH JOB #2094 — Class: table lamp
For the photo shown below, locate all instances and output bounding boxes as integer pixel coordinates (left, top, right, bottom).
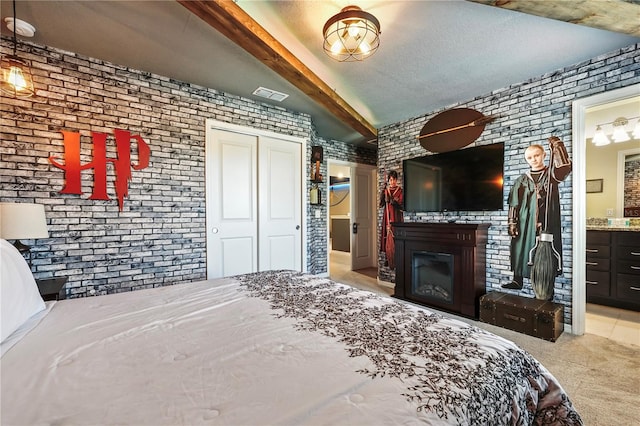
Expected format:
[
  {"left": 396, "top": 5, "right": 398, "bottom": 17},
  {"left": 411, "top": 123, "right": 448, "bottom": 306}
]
[{"left": 0, "top": 202, "right": 49, "bottom": 265}]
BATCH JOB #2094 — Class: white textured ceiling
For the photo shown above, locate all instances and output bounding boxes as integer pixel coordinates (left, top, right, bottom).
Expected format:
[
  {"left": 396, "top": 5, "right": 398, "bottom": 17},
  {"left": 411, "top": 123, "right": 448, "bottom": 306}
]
[{"left": 2, "top": 0, "right": 638, "bottom": 145}]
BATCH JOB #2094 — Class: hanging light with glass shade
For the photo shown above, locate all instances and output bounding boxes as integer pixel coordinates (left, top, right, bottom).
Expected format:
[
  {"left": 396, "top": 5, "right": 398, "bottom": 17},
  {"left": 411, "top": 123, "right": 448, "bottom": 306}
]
[
  {"left": 1, "top": 0, "right": 36, "bottom": 98},
  {"left": 323, "top": 5, "right": 380, "bottom": 62}
]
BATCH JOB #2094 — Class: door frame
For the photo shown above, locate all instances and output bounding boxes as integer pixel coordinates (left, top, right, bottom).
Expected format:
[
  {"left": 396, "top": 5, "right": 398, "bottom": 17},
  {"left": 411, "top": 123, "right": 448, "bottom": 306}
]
[
  {"left": 326, "top": 159, "right": 377, "bottom": 274},
  {"left": 570, "top": 83, "right": 639, "bottom": 335},
  {"left": 205, "top": 119, "right": 308, "bottom": 278}
]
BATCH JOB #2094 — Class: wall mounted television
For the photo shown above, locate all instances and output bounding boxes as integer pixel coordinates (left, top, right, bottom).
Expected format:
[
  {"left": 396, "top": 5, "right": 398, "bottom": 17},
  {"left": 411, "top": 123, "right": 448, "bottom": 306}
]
[{"left": 403, "top": 142, "right": 504, "bottom": 212}]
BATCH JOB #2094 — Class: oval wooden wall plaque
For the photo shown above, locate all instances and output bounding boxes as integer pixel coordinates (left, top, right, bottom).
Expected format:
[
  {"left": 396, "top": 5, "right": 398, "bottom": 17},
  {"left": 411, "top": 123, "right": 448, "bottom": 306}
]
[{"left": 417, "top": 108, "right": 495, "bottom": 153}]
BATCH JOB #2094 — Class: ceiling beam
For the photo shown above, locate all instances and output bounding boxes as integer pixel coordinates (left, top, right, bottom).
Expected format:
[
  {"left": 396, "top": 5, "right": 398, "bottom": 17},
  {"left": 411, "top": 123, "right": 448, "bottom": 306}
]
[
  {"left": 177, "top": 0, "right": 378, "bottom": 140},
  {"left": 469, "top": 0, "right": 640, "bottom": 37}
]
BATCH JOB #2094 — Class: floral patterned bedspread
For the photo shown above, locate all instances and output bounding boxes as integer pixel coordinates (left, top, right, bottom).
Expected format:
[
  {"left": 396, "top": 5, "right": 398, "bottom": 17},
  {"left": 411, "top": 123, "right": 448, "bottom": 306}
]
[{"left": 237, "top": 270, "right": 583, "bottom": 426}]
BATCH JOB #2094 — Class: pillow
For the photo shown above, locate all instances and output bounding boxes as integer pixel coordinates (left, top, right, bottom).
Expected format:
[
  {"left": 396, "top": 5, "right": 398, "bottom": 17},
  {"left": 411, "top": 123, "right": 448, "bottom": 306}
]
[{"left": 1, "top": 239, "right": 46, "bottom": 343}]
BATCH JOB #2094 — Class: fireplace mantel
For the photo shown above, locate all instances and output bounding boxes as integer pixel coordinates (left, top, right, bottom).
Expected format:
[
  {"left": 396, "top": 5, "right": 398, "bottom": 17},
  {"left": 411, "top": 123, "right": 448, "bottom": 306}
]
[{"left": 393, "top": 222, "right": 490, "bottom": 319}]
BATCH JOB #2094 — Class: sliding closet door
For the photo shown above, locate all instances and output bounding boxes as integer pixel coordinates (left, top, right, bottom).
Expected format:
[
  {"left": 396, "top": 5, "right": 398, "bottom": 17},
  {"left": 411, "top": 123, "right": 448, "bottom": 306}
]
[
  {"left": 206, "top": 120, "right": 304, "bottom": 279},
  {"left": 258, "top": 136, "right": 302, "bottom": 271},
  {"left": 207, "top": 129, "right": 258, "bottom": 278}
]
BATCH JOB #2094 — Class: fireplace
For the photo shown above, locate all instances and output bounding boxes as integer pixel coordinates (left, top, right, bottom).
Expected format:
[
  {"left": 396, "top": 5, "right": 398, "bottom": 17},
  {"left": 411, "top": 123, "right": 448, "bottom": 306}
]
[
  {"left": 392, "top": 222, "right": 489, "bottom": 319},
  {"left": 411, "top": 251, "right": 454, "bottom": 304}
]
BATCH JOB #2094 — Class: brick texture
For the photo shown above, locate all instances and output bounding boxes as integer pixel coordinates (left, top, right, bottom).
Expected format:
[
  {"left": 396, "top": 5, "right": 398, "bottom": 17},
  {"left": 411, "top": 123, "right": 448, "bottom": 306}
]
[
  {"left": 0, "top": 38, "right": 375, "bottom": 297},
  {"left": 377, "top": 43, "right": 640, "bottom": 326}
]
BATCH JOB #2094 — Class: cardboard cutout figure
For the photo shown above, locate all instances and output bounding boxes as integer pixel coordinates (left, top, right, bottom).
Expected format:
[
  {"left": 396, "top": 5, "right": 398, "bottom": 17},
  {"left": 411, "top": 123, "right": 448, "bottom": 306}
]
[
  {"left": 380, "top": 170, "right": 403, "bottom": 269},
  {"left": 503, "top": 137, "right": 572, "bottom": 300}
]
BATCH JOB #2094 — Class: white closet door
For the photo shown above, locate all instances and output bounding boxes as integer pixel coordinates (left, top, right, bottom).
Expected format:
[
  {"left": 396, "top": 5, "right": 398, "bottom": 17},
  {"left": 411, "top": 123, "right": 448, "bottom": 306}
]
[
  {"left": 206, "top": 129, "right": 258, "bottom": 278},
  {"left": 258, "top": 136, "right": 302, "bottom": 272},
  {"left": 206, "top": 121, "right": 304, "bottom": 279}
]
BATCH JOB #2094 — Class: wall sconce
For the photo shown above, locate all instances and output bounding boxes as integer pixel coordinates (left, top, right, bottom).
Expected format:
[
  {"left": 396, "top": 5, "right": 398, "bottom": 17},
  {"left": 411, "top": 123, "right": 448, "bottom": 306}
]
[
  {"left": 0, "top": 0, "right": 36, "bottom": 98},
  {"left": 323, "top": 5, "right": 380, "bottom": 62},
  {"left": 0, "top": 202, "right": 49, "bottom": 266},
  {"left": 592, "top": 116, "right": 639, "bottom": 146}
]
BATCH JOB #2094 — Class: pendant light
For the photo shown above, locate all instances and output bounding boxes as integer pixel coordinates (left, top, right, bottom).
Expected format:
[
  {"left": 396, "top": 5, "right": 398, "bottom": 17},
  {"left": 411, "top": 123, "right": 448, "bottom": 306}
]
[
  {"left": 323, "top": 5, "right": 380, "bottom": 62},
  {"left": 1, "top": 0, "right": 35, "bottom": 98}
]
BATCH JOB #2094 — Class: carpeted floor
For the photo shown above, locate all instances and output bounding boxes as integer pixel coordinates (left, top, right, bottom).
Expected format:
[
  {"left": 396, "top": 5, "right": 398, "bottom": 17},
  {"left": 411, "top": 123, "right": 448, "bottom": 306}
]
[{"left": 329, "top": 249, "right": 640, "bottom": 425}]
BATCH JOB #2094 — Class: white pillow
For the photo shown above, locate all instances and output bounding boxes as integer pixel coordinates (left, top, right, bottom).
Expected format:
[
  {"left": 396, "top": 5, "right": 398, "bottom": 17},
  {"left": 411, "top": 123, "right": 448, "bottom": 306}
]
[{"left": 1, "top": 239, "right": 46, "bottom": 343}]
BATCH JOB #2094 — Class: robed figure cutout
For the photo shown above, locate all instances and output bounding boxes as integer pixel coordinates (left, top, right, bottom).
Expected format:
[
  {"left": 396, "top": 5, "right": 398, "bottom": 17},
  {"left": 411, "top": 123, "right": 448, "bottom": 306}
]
[
  {"left": 380, "top": 170, "right": 403, "bottom": 269},
  {"left": 503, "top": 136, "right": 572, "bottom": 300}
]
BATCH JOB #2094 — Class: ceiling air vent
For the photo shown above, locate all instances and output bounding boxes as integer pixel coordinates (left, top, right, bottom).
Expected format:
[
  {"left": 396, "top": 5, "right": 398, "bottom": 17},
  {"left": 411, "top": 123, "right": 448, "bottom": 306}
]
[{"left": 252, "top": 86, "right": 289, "bottom": 102}]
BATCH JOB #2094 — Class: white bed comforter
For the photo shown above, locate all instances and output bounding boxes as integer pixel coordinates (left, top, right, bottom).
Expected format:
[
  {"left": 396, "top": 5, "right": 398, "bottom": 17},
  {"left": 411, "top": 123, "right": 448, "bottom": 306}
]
[{"left": 1, "top": 270, "right": 582, "bottom": 425}]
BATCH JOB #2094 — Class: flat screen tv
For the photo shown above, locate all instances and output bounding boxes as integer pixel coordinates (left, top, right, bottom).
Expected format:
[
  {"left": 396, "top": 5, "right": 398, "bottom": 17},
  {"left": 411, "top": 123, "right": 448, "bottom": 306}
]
[{"left": 403, "top": 142, "right": 504, "bottom": 212}]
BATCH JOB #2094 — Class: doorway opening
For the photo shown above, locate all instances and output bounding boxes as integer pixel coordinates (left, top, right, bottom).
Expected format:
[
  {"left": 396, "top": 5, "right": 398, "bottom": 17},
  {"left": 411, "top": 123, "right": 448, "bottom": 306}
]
[
  {"left": 572, "top": 83, "right": 640, "bottom": 344},
  {"left": 327, "top": 160, "right": 380, "bottom": 291}
]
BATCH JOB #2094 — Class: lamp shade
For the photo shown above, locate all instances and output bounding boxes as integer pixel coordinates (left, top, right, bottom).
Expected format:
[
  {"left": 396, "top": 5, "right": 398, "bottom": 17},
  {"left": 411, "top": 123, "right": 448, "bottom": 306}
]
[{"left": 0, "top": 203, "right": 49, "bottom": 240}]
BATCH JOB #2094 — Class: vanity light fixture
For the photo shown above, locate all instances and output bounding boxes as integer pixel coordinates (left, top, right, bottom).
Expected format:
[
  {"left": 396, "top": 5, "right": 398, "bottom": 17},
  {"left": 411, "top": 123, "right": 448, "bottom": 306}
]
[
  {"left": 0, "top": 0, "right": 36, "bottom": 98},
  {"left": 592, "top": 115, "right": 639, "bottom": 145},
  {"left": 323, "top": 5, "right": 380, "bottom": 62}
]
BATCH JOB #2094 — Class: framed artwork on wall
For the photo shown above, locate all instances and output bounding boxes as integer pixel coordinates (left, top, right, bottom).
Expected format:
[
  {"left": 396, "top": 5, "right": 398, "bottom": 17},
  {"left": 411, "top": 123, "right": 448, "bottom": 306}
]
[{"left": 586, "top": 179, "right": 603, "bottom": 193}]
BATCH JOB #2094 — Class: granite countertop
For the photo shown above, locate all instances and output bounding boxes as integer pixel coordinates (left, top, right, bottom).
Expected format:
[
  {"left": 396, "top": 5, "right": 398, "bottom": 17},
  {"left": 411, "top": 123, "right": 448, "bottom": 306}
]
[
  {"left": 586, "top": 217, "right": 640, "bottom": 232},
  {"left": 586, "top": 226, "right": 640, "bottom": 232}
]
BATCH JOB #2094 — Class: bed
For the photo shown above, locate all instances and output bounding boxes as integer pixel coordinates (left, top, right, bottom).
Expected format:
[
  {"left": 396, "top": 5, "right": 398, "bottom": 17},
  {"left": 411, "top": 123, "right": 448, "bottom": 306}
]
[{"left": 1, "top": 239, "right": 582, "bottom": 425}]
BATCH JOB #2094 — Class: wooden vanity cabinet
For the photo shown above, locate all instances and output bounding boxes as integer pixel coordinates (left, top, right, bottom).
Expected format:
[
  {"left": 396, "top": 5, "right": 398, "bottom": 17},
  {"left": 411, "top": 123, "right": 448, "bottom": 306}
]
[
  {"left": 615, "top": 232, "right": 640, "bottom": 304},
  {"left": 586, "top": 230, "right": 639, "bottom": 311},
  {"left": 585, "top": 231, "right": 610, "bottom": 298}
]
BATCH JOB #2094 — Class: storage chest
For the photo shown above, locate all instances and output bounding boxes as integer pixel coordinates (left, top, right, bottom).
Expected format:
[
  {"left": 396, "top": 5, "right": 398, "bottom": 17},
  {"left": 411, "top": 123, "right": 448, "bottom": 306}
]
[{"left": 479, "top": 292, "right": 564, "bottom": 342}]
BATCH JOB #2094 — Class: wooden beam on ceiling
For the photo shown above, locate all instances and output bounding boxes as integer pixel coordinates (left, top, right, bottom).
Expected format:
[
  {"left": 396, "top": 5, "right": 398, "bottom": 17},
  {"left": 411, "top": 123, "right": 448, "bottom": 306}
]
[
  {"left": 177, "top": 0, "right": 378, "bottom": 140},
  {"left": 470, "top": 0, "right": 640, "bottom": 37}
]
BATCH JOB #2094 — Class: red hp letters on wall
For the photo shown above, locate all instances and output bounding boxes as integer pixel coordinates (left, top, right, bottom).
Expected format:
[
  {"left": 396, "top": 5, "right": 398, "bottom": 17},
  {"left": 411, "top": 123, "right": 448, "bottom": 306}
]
[{"left": 49, "top": 129, "right": 150, "bottom": 211}]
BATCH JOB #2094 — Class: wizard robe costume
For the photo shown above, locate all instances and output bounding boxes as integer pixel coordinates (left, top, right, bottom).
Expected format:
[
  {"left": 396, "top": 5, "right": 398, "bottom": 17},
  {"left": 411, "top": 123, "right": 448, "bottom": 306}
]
[
  {"left": 379, "top": 185, "right": 403, "bottom": 268},
  {"left": 508, "top": 140, "right": 571, "bottom": 281}
]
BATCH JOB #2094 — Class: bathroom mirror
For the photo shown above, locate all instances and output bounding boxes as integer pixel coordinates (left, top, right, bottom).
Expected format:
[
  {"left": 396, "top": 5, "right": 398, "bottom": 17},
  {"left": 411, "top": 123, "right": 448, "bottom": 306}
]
[
  {"left": 585, "top": 95, "right": 640, "bottom": 219},
  {"left": 621, "top": 150, "right": 640, "bottom": 217}
]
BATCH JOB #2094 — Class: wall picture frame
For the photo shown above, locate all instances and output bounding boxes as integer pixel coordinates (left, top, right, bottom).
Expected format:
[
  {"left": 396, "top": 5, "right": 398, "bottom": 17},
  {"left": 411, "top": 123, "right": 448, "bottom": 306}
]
[{"left": 586, "top": 178, "right": 603, "bottom": 193}]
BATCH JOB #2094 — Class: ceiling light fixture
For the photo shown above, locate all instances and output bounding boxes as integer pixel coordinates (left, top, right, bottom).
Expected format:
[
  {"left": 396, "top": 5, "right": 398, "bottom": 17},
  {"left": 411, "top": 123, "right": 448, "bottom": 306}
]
[
  {"left": 322, "top": 5, "right": 380, "bottom": 62},
  {"left": 0, "top": 0, "right": 36, "bottom": 98}
]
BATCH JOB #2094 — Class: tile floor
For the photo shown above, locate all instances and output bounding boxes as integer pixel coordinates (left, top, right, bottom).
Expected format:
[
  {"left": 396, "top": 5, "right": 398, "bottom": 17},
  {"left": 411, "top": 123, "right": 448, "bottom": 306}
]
[
  {"left": 329, "top": 247, "right": 639, "bottom": 347},
  {"left": 585, "top": 302, "right": 640, "bottom": 346}
]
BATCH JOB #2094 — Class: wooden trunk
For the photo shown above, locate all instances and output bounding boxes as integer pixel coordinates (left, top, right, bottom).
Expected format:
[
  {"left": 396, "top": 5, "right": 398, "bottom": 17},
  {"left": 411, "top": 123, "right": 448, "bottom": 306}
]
[{"left": 479, "top": 292, "right": 564, "bottom": 342}]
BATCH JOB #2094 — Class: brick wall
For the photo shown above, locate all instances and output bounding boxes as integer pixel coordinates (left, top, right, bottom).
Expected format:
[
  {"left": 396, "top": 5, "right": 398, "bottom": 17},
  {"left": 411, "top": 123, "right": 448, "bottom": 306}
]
[
  {"left": 377, "top": 43, "right": 640, "bottom": 325},
  {"left": 0, "top": 38, "right": 375, "bottom": 297}
]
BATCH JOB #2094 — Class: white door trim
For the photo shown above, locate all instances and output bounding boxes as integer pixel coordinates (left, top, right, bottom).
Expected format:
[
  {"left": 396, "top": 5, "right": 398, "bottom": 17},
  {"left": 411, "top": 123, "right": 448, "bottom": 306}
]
[{"left": 570, "top": 83, "right": 640, "bottom": 335}]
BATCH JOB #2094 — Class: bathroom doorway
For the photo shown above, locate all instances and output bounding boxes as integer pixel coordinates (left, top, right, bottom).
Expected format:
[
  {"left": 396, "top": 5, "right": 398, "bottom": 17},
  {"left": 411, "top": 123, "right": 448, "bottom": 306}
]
[{"left": 572, "top": 83, "right": 640, "bottom": 343}]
